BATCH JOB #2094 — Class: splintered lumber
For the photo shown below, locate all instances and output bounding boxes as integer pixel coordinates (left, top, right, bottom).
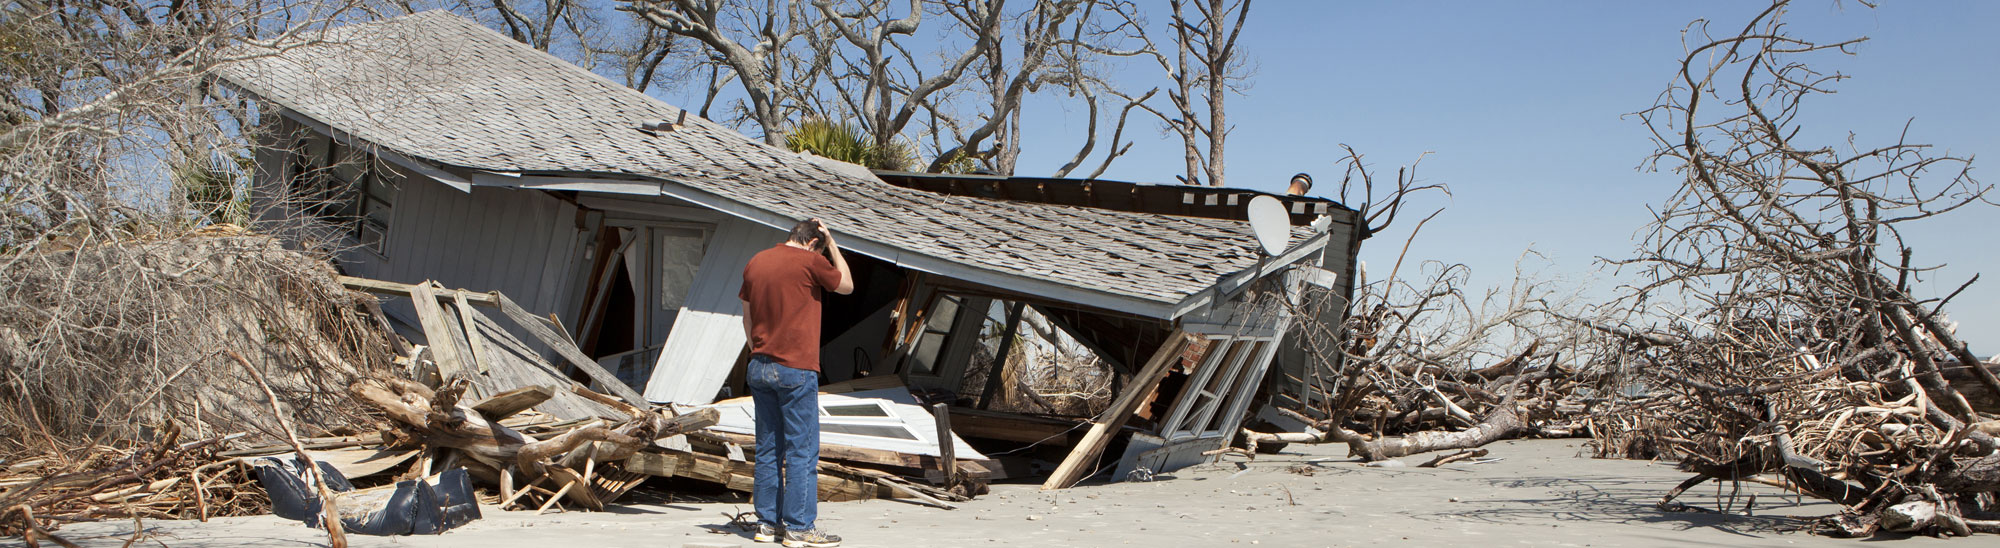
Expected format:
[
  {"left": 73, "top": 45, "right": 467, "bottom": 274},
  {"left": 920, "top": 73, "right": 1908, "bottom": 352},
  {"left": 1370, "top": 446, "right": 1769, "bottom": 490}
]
[
  {"left": 1043, "top": 331, "right": 1188, "bottom": 490},
  {"left": 338, "top": 276, "right": 647, "bottom": 410},
  {"left": 408, "top": 282, "right": 469, "bottom": 380},
  {"left": 491, "top": 292, "right": 647, "bottom": 407}
]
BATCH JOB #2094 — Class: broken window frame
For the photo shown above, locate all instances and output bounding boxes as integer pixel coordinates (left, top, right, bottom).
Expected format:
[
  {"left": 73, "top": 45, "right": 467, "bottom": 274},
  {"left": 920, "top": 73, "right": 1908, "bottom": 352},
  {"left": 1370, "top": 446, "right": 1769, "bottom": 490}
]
[
  {"left": 1158, "top": 334, "right": 1279, "bottom": 440},
  {"left": 288, "top": 132, "right": 396, "bottom": 257},
  {"left": 901, "top": 293, "right": 995, "bottom": 395}
]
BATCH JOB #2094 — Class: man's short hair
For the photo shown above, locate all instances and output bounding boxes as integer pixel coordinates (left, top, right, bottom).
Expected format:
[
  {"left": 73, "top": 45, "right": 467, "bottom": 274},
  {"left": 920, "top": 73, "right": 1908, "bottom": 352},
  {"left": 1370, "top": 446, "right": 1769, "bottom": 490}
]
[{"left": 787, "top": 219, "right": 824, "bottom": 249}]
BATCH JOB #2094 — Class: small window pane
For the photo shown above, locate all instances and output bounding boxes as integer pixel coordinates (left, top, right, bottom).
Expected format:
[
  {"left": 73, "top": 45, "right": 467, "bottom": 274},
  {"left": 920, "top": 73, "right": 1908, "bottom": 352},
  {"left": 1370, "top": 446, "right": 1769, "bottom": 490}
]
[
  {"left": 821, "top": 423, "right": 919, "bottom": 440},
  {"left": 359, "top": 222, "right": 388, "bottom": 254},
  {"left": 654, "top": 226, "right": 708, "bottom": 311},
  {"left": 1201, "top": 341, "right": 1268, "bottom": 434},
  {"left": 907, "top": 296, "right": 962, "bottom": 376},
  {"left": 824, "top": 403, "right": 891, "bottom": 417}
]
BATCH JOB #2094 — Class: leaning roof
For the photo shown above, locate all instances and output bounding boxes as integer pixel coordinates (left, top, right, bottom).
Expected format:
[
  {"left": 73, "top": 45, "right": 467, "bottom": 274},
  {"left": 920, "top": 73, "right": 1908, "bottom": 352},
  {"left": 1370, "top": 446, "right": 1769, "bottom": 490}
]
[{"left": 216, "top": 11, "right": 1318, "bottom": 319}]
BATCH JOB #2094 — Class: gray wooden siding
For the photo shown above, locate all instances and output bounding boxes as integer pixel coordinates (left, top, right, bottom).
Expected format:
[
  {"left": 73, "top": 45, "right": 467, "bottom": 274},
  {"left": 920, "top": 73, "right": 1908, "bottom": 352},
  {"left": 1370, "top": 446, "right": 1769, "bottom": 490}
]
[{"left": 348, "top": 176, "right": 582, "bottom": 328}]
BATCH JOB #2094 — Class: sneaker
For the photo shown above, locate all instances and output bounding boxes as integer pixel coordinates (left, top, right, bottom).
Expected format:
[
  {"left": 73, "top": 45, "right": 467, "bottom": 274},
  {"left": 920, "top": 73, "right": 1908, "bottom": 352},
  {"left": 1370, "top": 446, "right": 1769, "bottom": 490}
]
[
  {"left": 752, "top": 523, "right": 781, "bottom": 543},
  {"left": 782, "top": 528, "right": 841, "bottom": 548}
]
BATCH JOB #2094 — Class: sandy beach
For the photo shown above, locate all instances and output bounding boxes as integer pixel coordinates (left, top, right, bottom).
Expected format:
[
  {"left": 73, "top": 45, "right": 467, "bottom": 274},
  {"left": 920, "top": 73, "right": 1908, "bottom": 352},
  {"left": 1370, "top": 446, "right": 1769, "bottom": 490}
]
[{"left": 5, "top": 439, "right": 1954, "bottom": 547}]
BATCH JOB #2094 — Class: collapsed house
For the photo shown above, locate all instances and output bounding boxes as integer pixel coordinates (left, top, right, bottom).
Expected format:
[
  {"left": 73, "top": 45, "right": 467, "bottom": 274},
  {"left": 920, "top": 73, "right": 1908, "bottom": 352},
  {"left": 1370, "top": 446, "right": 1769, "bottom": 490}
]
[{"left": 216, "top": 11, "right": 1361, "bottom": 487}]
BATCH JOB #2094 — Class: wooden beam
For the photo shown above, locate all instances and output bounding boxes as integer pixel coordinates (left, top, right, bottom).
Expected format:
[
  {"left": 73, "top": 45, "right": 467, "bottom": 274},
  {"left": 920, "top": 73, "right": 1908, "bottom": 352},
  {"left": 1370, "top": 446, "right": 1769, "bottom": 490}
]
[
  {"left": 341, "top": 275, "right": 499, "bottom": 305},
  {"left": 621, "top": 450, "right": 887, "bottom": 501},
  {"left": 452, "top": 292, "right": 491, "bottom": 373},
  {"left": 1041, "top": 331, "right": 1188, "bottom": 490},
  {"left": 933, "top": 403, "right": 958, "bottom": 487},
  {"left": 946, "top": 407, "right": 1083, "bottom": 445},
  {"left": 976, "top": 301, "right": 1027, "bottom": 409},
  {"left": 687, "top": 430, "right": 996, "bottom": 477}
]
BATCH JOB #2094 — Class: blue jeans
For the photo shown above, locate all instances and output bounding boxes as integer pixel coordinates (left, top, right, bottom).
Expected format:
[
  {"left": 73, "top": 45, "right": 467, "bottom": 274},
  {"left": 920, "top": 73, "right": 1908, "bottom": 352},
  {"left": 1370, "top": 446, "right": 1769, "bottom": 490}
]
[{"left": 747, "top": 355, "right": 819, "bottom": 531}]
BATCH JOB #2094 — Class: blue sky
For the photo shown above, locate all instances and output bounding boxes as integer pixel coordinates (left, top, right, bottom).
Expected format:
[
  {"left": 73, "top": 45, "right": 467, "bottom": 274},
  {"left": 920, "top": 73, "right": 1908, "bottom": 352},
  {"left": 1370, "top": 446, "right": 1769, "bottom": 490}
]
[
  {"left": 993, "top": 1, "right": 2000, "bottom": 348},
  {"left": 623, "top": 1, "right": 1998, "bottom": 347}
]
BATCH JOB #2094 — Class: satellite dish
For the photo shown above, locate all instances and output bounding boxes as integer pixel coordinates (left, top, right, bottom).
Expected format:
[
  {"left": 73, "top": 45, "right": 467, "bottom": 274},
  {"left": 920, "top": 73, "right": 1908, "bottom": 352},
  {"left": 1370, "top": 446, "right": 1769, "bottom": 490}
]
[{"left": 1246, "top": 195, "right": 1290, "bottom": 256}]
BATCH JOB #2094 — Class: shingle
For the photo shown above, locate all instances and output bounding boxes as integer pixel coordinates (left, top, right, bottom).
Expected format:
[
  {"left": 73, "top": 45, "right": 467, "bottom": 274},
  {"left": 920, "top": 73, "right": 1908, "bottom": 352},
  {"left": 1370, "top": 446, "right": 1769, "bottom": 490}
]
[{"left": 218, "top": 11, "right": 1289, "bottom": 311}]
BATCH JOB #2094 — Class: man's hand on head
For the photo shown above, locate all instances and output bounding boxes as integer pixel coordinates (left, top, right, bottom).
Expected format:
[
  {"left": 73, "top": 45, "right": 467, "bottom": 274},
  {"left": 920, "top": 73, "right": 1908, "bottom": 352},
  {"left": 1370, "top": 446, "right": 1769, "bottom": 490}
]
[{"left": 812, "top": 219, "right": 837, "bottom": 251}]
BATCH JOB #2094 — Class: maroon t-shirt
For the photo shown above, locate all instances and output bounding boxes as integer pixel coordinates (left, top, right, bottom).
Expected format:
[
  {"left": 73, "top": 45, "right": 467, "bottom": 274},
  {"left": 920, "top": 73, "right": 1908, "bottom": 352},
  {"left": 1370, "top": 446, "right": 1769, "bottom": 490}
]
[{"left": 739, "top": 245, "right": 843, "bottom": 372}]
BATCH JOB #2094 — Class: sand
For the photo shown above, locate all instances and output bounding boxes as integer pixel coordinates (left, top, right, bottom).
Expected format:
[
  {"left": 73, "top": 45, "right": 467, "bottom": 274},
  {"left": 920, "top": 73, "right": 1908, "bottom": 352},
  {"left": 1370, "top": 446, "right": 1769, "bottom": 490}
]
[{"left": 4, "top": 439, "right": 1956, "bottom": 547}]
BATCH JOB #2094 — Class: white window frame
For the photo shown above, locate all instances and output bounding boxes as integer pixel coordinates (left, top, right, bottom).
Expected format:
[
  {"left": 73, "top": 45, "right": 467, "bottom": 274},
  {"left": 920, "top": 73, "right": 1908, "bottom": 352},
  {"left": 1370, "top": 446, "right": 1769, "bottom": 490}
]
[{"left": 1159, "top": 334, "right": 1280, "bottom": 440}]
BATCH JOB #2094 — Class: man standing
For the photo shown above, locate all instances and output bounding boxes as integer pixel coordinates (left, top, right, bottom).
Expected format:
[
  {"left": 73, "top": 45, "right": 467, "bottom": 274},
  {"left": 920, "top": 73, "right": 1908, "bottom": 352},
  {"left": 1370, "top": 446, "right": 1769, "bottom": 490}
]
[{"left": 739, "top": 218, "right": 852, "bottom": 547}]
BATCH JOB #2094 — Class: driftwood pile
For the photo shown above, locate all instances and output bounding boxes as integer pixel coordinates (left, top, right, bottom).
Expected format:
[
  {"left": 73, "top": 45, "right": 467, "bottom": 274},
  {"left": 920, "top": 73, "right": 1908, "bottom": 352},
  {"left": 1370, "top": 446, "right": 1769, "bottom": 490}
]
[
  {"left": 1585, "top": 322, "right": 2000, "bottom": 537},
  {"left": 0, "top": 425, "right": 262, "bottom": 539}
]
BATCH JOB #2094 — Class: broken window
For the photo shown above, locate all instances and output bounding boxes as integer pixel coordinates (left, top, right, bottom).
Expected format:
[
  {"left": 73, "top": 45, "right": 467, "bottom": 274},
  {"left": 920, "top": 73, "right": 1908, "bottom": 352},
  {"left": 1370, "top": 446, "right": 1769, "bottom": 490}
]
[
  {"left": 905, "top": 295, "right": 965, "bottom": 377},
  {"left": 1160, "top": 335, "right": 1278, "bottom": 440},
  {"left": 652, "top": 225, "right": 707, "bottom": 314},
  {"left": 288, "top": 133, "right": 395, "bottom": 256},
  {"left": 819, "top": 400, "right": 922, "bottom": 441}
]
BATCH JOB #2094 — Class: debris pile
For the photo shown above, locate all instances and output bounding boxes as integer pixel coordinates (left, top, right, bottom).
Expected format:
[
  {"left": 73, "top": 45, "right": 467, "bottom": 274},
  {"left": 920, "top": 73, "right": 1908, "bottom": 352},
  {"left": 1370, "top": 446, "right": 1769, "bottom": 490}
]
[{"left": 0, "top": 260, "right": 991, "bottom": 543}]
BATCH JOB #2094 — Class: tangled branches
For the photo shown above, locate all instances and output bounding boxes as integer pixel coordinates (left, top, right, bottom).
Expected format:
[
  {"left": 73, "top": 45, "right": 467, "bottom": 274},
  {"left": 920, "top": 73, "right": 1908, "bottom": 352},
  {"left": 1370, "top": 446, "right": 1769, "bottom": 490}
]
[
  {"left": 1588, "top": 0, "right": 1999, "bottom": 537},
  {"left": 0, "top": 233, "right": 398, "bottom": 455}
]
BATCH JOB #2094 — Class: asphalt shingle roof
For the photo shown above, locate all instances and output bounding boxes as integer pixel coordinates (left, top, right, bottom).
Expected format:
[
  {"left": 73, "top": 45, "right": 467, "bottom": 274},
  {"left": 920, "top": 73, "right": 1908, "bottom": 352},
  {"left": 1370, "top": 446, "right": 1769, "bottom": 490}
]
[{"left": 217, "top": 11, "right": 1301, "bottom": 315}]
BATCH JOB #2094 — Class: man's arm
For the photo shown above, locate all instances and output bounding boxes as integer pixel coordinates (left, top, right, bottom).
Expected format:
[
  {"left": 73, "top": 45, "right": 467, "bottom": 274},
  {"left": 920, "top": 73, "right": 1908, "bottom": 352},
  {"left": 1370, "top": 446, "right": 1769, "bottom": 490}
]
[
  {"left": 740, "top": 298, "right": 753, "bottom": 348},
  {"left": 820, "top": 223, "right": 855, "bottom": 295}
]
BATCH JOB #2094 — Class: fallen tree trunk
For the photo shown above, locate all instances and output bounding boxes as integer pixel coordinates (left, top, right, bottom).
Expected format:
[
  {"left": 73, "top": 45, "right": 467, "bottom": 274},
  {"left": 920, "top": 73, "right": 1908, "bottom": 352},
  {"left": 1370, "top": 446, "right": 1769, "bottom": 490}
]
[{"left": 1246, "top": 404, "right": 1525, "bottom": 462}]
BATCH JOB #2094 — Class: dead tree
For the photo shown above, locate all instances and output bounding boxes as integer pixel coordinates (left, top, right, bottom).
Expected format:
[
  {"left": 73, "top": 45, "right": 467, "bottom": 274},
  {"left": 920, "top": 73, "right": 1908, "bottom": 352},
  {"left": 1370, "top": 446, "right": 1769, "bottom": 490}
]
[
  {"left": 619, "top": 0, "right": 823, "bottom": 143},
  {"left": 1593, "top": 0, "right": 1998, "bottom": 535},
  {"left": 1111, "top": 0, "right": 1251, "bottom": 186},
  {"left": 622, "top": 0, "right": 1150, "bottom": 175}
]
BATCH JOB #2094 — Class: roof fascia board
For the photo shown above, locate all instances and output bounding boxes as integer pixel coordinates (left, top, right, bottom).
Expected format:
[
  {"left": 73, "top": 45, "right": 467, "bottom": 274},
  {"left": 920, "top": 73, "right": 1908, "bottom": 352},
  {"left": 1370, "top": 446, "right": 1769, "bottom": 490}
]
[
  {"left": 574, "top": 195, "right": 725, "bottom": 222},
  {"left": 642, "top": 176, "right": 1181, "bottom": 320},
  {"left": 275, "top": 109, "right": 474, "bottom": 193},
  {"left": 490, "top": 174, "right": 665, "bottom": 195},
  {"left": 1169, "top": 230, "right": 1334, "bottom": 320}
]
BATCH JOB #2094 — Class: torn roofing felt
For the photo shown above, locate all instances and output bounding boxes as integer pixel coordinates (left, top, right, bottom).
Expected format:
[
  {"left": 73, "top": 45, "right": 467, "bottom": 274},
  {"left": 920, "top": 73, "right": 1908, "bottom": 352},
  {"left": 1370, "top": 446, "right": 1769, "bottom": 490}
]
[{"left": 215, "top": 10, "right": 1326, "bottom": 320}]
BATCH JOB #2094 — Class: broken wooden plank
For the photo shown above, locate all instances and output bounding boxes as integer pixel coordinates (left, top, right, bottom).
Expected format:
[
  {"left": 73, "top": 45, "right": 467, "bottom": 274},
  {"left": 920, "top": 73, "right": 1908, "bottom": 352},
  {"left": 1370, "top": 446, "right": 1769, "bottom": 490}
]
[
  {"left": 472, "top": 386, "right": 556, "bottom": 420},
  {"left": 1042, "top": 331, "right": 1189, "bottom": 490},
  {"left": 409, "top": 281, "right": 469, "bottom": 379},
  {"left": 933, "top": 403, "right": 959, "bottom": 487},
  {"left": 947, "top": 407, "right": 1083, "bottom": 445},
  {"left": 586, "top": 461, "right": 650, "bottom": 506},
  {"left": 493, "top": 292, "right": 649, "bottom": 407},
  {"left": 341, "top": 275, "right": 500, "bottom": 304},
  {"left": 543, "top": 465, "right": 603, "bottom": 511},
  {"left": 452, "top": 291, "right": 492, "bottom": 373},
  {"left": 306, "top": 447, "right": 422, "bottom": 480}
]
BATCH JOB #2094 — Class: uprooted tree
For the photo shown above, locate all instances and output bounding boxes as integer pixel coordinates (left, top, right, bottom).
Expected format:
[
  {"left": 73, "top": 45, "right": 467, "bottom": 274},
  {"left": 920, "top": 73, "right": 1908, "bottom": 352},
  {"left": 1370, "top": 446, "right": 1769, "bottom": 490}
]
[
  {"left": 1228, "top": 146, "right": 1615, "bottom": 462},
  {"left": 1584, "top": 0, "right": 2000, "bottom": 537}
]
